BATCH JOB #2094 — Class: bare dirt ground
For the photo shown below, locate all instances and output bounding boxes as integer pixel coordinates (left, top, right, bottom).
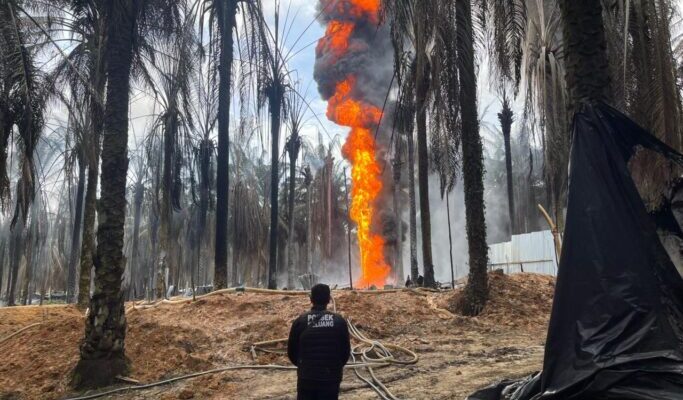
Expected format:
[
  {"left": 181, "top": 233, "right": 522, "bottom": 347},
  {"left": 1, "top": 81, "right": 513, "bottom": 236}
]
[{"left": 0, "top": 272, "right": 555, "bottom": 400}]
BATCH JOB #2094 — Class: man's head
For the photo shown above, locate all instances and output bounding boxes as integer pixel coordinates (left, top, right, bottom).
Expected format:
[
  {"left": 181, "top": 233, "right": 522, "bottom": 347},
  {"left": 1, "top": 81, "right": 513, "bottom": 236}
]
[{"left": 310, "top": 284, "right": 331, "bottom": 307}]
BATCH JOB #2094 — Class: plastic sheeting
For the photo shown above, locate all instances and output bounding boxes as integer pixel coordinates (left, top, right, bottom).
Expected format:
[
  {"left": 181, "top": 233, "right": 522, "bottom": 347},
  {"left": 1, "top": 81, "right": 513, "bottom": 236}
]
[{"left": 467, "top": 103, "right": 683, "bottom": 400}]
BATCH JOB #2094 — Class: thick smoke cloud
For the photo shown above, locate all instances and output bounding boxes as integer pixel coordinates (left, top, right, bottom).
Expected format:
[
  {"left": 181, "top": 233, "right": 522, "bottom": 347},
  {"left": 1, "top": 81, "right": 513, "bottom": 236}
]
[{"left": 314, "top": 2, "right": 394, "bottom": 116}]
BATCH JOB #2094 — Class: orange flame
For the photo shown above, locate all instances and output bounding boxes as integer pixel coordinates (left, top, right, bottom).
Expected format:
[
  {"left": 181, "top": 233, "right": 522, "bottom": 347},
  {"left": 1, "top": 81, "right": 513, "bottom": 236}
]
[
  {"left": 316, "top": 21, "right": 354, "bottom": 60},
  {"left": 318, "top": 0, "right": 388, "bottom": 288},
  {"left": 321, "top": 0, "right": 381, "bottom": 23},
  {"left": 330, "top": 78, "right": 390, "bottom": 288}
]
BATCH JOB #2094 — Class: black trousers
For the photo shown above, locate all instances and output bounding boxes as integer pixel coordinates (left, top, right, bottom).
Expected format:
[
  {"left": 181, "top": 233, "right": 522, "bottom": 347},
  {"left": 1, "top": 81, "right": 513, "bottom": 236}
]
[{"left": 297, "top": 381, "right": 341, "bottom": 400}]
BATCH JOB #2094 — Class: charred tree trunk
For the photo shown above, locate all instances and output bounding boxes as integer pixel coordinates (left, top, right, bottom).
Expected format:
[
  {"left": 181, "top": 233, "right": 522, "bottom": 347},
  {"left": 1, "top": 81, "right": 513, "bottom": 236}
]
[
  {"left": 406, "top": 129, "right": 419, "bottom": 283},
  {"left": 7, "top": 219, "right": 23, "bottom": 306},
  {"left": 0, "top": 237, "right": 5, "bottom": 300},
  {"left": 129, "top": 182, "right": 144, "bottom": 300},
  {"left": 415, "top": 11, "right": 435, "bottom": 287},
  {"left": 499, "top": 99, "right": 515, "bottom": 236},
  {"left": 268, "top": 84, "right": 283, "bottom": 290},
  {"left": 78, "top": 30, "right": 106, "bottom": 309},
  {"left": 392, "top": 158, "right": 404, "bottom": 284},
  {"left": 285, "top": 134, "right": 300, "bottom": 289},
  {"left": 214, "top": 0, "right": 238, "bottom": 290},
  {"left": 67, "top": 156, "right": 87, "bottom": 303},
  {"left": 160, "top": 107, "right": 178, "bottom": 297},
  {"left": 559, "top": 0, "right": 611, "bottom": 112},
  {"left": 304, "top": 166, "right": 313, "bottom": 276},
  {"left": 21, "top": 222, "right": 35, "bottom": 306},
  {"left": 456, "top": 0, "right": 489, "bottom": 316},
  {"left": 73, "top": 0, "right": 136, "bottom": 388}
]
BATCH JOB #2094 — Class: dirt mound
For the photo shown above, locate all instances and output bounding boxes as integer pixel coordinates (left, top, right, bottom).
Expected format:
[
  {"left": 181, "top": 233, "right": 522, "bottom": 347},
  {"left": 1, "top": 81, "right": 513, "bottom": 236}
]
[
  {"left": 480, "top": 272, "right": 555, "bottom": 333},
  {"left": 443, "top": 272, "right": 555, "bottom": 331},
  {"left": 0, "top": 272, "right": 555, "bottom": 400}
]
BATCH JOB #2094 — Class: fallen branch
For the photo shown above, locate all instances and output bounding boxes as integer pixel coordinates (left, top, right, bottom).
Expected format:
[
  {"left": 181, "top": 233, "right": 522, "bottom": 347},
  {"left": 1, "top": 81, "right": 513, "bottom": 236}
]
[{"left": 0, "top": 323, "right": 41, "bottom": 346}]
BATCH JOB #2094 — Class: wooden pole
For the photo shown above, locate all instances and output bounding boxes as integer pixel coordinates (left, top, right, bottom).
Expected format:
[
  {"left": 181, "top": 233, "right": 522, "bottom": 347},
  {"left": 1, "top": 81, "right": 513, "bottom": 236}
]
[
  {"left": 447, "top": 192, "right": 455, "bottom": 289},
  {"left": 343, "top": 168, "right": 353, "bottom": 290},
  {"left": 538, "top": 204, "right": 562, "bottom": 265}
]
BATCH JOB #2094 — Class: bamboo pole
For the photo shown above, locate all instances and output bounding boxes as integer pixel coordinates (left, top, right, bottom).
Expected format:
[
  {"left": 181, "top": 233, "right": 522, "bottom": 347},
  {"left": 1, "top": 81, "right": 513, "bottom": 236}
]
[{"left": 538, "top": 204, "right": 562, "bottom": 264}]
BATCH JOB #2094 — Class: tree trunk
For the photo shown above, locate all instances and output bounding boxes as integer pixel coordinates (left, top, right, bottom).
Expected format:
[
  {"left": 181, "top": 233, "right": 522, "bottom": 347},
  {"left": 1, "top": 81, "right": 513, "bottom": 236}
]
[
  {"left": 446, "top": 191, "right": 455, "bottom": 288},
  {"left": 78, "top": 28, "right": 106, "bottom": 309},
  {"left": 415, "top": 7, "right": 435, "bottom": 287},
  {"left": 0, "top": 237, "right": 5, "bottom": 301},
  {"left": 7, "top": 220, "right": 23, "bottom": 306},
  {"left": 304, "top": 165, "right": 313, "bottom": 274},
  {"left": 268, "top": 84, "right": 283, "bottom": 290},
  {"left": 21, "top": 223, "right": 35, "bottom": 306},
  {"left": 392, "top": 158, "right": 404, "bottom": 285},
  {"left": 558, "top": 0, "right": 611, "bottom": 112},
  {"left": 214, "top": 0, "right": 237, "bottom": 290},
  {"left": 67, "top": 157, "right": 87, "bottom": 303},
  {"left": 159, "top": 107, "right": 178, "bottom": 297},
  {"left": 499, "top": 99, "right": 515, "bottom": 236},
  {"left": 73, "top": 0, "right": 136, "bottom": 388},
  {"left": 456, "top": 0, "right": 489, "bottom": 316},
  {"left": 406, "top": 129, "right": 419, "bottom": 283},
  {"left": 286, "top": 135, "right": 300, "bottom": 289},
  {"left": 129, "top": 182, "right": 144, "bottom": 300}
]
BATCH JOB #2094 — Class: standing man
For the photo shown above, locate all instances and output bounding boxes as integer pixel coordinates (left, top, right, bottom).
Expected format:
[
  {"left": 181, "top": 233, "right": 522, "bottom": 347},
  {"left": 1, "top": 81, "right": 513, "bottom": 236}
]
[{"left": 288, "top": 284, "right": 351, "bottom": 399}]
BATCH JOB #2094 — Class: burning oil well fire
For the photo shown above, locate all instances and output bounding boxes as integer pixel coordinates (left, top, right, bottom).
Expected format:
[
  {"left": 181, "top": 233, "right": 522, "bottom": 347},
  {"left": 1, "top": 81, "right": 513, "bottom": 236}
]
[{"left": 314, "top": 0, "right": 396, "bottom": 288}]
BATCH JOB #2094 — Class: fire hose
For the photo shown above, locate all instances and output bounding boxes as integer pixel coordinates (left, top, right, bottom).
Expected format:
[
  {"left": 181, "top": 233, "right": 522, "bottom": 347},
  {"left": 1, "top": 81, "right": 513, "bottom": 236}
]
[{"left": 64, "top": 288, "right": 420, "bottom": 400}]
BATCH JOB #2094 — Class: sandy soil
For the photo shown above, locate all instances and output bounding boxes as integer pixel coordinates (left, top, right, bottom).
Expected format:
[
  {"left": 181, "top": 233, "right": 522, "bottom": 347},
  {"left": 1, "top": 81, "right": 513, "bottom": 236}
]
[{"left": 0, "top": 272, "right": 555, "bottom": 400}]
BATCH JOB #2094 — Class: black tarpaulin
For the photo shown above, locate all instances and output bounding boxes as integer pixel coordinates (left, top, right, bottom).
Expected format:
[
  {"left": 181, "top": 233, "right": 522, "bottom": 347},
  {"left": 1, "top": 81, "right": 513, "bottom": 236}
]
[{"left": 467, "top": 103, "right": 683, "bottom": 400}]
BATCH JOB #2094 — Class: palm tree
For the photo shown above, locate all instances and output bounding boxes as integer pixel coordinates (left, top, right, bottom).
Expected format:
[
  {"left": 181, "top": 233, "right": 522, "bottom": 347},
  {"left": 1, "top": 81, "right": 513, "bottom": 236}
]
[
  {"left": 194, "top": 0, "right": 263, "bottom": 290},
  {"left": 75, "top": 0, "right": 107, "bottom": 309},
  {"left": 487, "top": 0, "right": 569, "bottom": 230},
  {"left": 285, "top": 87, "right": 305, "bottom": 289},
  {"left": 456, "top": 0, "right": 490, "bottom": 316},
  {"left": 72, "top": 0, "right": 182, "bottom": 388},
  {"left": 72, "top": 0, "right": 138, "bottom": 387},
  {"left": 499, "top": 96, "right": 515, "bottom": 236},
  {"left": 149, "top": 16, "right": 196, "bottom": 297},
  {"left": 559, "top": 1, "right": 612, "bottom": 109},
  {"left": 602, "top": 0, "right": 683, "bottom": 209},
  {"left": 32, "top": 0, "right": 108, "bottom": 308},
  {"left": 413, "top": 0, "right": 436, "bottom": 287},
  {"left": 194, "top": 0, "right": 238, "bottom": 290},
  {"left": 0, "top": 0, "right": 46, "bottom": 306},
  {"left": 386, "top": 0, "right": 445, "bottom": 287},
  {"left": 65, "top": 108, "right": 88, "bottom": 303}
]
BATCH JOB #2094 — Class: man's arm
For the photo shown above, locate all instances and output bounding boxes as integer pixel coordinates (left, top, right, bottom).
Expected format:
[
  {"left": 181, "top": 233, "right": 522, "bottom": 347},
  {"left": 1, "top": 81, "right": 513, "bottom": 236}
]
[
  {"left": 339, "top": 318, "right": 351, "bottom": 365},
  {"left": 287, "top": 317, "right": 302, "bottom": 366}
]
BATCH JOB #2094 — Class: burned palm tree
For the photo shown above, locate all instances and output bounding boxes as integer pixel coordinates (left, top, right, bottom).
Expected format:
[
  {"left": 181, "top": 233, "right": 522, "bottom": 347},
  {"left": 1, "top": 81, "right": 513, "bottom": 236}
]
[
  {"left": 386, "top": 0, "right": 464, "bottom": 288},
  {"left": 21, "top": 0, "right": 110, "bottom": 307},
  {"left": 0, "top": 0, "right": 46, "bottom": 306},
  {"left": 393, "top": 64, "right": 419, "bottom": 284},
  {"left": 187, "top": 56, "right": 217, "bottom": 291},
  {"left": 231, "top": 135, "right": 268, "bottom": 286},
  {"left": 284, "top": 85, "right": 305, "bottom": 289},
  {"left": 499, "top": 95, "right": 515, "bottom": 236},
  {"left": 193, "top": 0, "right": 263, "bottom": 290},
  {"left": 148, "top": 15, "right": 197, "bottom": 297},
  {"left": 454, "top": 0, "right": 490, "bottom": 316},
  {"left": 602, "top": 0, "right": 683, "bottom": 209},
  {"left": 73, "top": 0, "right": 182, "bottom": 388}
]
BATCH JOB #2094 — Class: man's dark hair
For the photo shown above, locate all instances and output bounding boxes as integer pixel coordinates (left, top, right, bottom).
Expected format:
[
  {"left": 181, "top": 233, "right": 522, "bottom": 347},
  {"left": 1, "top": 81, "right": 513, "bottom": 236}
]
[{"left": 310, "top": 284, "right": 331, "bottom": 306}]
